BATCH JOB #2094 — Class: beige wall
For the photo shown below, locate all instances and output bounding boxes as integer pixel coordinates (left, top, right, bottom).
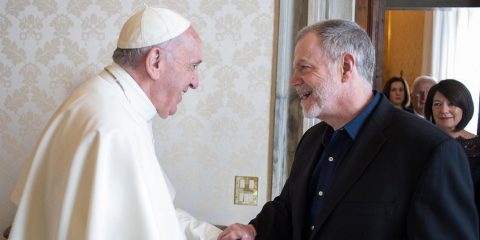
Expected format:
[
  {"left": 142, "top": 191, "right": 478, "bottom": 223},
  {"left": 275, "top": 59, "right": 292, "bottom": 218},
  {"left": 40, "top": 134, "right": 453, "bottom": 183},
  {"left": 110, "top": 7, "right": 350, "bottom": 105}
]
[
  {"left": 0, "top": 0, "right": 275, "bottom": 230},
  {"left": 383, "top": 10, "right": 426, "bottom": 87}
]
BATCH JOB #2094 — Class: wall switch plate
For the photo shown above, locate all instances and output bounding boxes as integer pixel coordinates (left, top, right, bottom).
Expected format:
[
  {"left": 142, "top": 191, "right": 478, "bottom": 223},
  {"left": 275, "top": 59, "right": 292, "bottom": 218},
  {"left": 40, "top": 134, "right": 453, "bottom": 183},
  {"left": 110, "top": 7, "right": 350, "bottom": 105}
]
[{"left": 234, "top": 176, "right": 258, "bottom": 206}]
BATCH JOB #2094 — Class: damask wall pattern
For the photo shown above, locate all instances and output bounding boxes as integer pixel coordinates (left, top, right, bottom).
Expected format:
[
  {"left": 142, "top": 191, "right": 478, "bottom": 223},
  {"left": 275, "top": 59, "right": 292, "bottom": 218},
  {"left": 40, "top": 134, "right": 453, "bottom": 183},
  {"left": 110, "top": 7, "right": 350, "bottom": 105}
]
[{"left": 0, "top": 0, "right": 275, "bottom": 230}]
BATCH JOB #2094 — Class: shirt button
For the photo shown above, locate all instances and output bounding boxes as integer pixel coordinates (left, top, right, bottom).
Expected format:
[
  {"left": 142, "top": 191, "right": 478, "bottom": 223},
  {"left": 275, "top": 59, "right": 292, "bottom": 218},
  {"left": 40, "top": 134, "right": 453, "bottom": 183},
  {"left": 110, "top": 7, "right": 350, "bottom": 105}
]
[
  {"left": 328, "top": 156, "right": 334, "bottom": 162},
  {"left": 318, "top": 191, "right": 324, "bottom": 196},
  {"left": 311, "top": 225, "right": 315, "bottom": 231}
]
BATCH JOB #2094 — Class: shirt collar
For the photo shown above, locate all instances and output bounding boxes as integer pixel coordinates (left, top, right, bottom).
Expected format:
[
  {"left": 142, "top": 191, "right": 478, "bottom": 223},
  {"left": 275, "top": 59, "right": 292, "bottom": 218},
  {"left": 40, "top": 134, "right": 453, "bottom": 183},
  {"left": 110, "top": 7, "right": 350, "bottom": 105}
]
[
  {"left": 104, "top": 62, "right": 157, "bottom": 122},
  {"left": 343, "top": 90, "right": 381, "bottom": 140}
]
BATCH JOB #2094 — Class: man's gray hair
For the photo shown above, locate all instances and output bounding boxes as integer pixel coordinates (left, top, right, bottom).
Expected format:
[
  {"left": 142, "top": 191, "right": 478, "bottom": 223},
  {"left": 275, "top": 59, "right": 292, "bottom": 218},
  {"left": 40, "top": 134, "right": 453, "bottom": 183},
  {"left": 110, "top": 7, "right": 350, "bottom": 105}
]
[
  {"left": 296, "top": 19, "right": 375, "bottom": 84},
  {"left": 412, "top": 75, "right": 437, "bottom": 90}
]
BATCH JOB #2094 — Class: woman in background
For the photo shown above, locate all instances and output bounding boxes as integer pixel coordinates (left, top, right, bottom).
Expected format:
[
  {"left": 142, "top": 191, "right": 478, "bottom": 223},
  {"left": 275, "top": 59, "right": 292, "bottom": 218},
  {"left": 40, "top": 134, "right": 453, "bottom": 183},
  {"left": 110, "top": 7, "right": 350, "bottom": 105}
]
[
  {"left": 382, "top": 76, "right": 411, "bottom": 111},
  {"left": 425, "top": 79, "right": 480, "bottom": 216}
]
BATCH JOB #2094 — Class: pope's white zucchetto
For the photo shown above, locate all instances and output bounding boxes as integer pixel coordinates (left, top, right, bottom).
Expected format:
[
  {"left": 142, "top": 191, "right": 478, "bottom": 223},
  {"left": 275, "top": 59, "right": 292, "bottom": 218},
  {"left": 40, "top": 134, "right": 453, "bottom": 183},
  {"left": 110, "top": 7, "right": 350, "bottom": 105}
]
[{"left": 117, "top": 7, "right": 191, "bottom": 49}]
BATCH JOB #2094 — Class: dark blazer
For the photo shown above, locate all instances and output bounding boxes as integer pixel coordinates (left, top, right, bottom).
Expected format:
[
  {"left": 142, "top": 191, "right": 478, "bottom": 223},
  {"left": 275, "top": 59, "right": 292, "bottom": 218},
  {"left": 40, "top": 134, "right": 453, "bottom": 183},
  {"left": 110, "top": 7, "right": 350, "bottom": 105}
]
[{"left": 251, "top": 95, "right": 478, "bottom": 240}]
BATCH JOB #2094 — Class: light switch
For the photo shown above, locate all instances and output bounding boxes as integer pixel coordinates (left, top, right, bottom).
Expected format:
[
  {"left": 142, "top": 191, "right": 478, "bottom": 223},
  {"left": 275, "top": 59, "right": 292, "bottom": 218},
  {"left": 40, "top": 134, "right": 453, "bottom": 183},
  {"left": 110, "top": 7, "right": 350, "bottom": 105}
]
[{"left": 234, "top": 176, "right": 258, "bottom": 206}]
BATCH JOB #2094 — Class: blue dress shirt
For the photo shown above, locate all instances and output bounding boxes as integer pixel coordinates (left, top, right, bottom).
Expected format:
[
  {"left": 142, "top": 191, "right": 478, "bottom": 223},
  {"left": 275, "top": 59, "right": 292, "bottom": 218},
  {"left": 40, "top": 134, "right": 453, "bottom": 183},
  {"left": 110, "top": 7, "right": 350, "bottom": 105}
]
[{"left": 306, "top": 91, "right": 381, "bottom": 232}]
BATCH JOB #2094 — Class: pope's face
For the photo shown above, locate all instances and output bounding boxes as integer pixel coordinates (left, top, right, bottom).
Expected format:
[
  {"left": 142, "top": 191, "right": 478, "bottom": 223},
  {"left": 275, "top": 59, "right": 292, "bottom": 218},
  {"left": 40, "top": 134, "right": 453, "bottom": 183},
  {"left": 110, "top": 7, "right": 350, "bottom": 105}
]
[{"left": 153, "top": 28, "right": 202, "bottom": 118}]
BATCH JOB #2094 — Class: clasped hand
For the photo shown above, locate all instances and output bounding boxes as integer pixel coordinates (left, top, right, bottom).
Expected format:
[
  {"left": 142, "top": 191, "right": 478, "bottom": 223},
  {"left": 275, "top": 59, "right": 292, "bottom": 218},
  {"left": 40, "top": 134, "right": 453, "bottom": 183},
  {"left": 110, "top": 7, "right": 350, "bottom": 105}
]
[{"left": 217, "top": 223, "right": 256, "bottom": 240}]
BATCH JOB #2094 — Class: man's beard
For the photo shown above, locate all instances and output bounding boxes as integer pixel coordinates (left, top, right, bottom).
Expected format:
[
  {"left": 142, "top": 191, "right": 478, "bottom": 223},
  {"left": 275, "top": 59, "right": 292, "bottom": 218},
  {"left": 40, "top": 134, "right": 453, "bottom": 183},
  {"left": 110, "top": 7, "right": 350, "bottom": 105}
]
[{"left": 301, "top": 78, "right": 336, "bottom": 119}]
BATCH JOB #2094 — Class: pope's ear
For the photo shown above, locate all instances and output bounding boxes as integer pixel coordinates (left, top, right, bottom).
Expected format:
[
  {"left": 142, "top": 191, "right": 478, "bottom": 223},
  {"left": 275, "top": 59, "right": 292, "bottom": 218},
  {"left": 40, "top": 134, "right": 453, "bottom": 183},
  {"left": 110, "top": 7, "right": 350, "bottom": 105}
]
[{"left": 145, "top": 47, "right": 162, "bottom": 80}]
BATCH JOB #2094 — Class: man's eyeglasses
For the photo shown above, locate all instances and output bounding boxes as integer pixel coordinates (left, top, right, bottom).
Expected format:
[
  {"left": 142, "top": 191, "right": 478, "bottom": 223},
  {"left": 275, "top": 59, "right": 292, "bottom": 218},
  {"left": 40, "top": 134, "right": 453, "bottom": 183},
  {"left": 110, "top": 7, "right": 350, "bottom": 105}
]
[
  {"left": 159, "top": 43, "right": 202, "bottom": 72},
  {"left": 173, "top": 58, "right": 202, "bottom": 72},
  {"left": 414, "top": 91, "right": 427, "bottom": 97}
]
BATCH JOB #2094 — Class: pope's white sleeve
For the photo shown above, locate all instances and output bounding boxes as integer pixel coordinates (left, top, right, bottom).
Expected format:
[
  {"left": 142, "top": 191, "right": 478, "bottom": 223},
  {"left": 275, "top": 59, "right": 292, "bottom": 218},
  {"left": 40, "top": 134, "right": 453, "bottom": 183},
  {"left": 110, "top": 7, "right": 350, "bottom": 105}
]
[{"left": 175, "top": 208, "right": 221, "bottom": 240}]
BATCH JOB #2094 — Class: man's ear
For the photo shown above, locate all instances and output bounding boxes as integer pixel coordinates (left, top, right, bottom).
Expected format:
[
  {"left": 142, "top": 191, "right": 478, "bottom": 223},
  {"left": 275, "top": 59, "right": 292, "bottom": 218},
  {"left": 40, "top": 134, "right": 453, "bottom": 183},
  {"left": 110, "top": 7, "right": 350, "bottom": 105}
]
[
  {"left": 145, "top": 47, "right": 162, "bottom": 80},
  {"left": 341, "top": 53, "right": 355, "bottom": 82}
]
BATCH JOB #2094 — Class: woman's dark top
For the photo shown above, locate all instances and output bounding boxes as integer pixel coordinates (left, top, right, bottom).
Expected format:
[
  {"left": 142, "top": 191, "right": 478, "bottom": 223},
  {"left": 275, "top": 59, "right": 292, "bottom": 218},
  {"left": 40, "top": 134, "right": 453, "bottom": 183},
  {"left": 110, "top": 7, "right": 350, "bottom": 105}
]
[{"left": 457, "top": 136, "right": 480, "bottom": 213}]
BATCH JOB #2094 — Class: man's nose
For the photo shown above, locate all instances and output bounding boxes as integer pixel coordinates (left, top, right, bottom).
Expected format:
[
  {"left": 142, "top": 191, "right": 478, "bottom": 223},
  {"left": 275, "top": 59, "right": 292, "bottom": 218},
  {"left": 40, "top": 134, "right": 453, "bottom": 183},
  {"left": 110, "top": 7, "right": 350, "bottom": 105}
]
[
  {"left": 290, "top": 72, "right": 302, "bottom": 87},
  {"left": 190, "top": 74, "right": 199, "bottom": 89}
]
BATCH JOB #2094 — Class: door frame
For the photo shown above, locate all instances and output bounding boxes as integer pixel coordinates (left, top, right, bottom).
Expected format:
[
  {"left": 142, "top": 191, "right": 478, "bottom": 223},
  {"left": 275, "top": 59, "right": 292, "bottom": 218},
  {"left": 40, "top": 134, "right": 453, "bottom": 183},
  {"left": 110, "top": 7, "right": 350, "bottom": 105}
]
[{"left": 354, "top": 0, "right": 480, "bottom": 90}]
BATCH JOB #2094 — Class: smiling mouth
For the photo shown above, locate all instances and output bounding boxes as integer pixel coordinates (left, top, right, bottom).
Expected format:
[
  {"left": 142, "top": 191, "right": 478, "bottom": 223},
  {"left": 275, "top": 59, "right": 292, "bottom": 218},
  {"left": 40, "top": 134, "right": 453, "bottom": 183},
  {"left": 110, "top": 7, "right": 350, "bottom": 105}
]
[
  {"left": 298, "top": 91, "right": 312, "bottom": 100},
  {"left": 438, "top": 116, "right": 453, "bottom": 120}
]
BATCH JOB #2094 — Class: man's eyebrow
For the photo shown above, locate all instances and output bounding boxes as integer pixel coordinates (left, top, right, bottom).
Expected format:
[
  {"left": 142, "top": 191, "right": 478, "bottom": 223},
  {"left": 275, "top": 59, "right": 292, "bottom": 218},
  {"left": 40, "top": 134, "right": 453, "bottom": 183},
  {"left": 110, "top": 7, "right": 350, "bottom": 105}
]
[
  {"left": 293, "top": 59, "right": 309, "bottom": 66},
  {"left": 293, "top": 59, "right": 311, "bottom": 67}
]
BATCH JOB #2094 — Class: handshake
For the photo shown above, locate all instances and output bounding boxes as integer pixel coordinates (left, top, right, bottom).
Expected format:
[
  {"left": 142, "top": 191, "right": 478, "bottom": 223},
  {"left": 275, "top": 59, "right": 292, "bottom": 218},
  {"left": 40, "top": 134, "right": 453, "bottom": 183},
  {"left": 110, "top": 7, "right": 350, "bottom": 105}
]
[{"left": 217, "top": 224, "right": 256, "bottom": 240}]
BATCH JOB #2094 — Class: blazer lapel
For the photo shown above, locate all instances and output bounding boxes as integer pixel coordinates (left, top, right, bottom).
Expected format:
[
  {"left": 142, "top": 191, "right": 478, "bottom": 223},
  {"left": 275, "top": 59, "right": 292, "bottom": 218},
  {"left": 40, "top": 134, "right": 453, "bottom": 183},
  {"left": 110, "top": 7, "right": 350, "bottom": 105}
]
[{"left": 309, "top": 96, "right": 394, "bottom": 238}]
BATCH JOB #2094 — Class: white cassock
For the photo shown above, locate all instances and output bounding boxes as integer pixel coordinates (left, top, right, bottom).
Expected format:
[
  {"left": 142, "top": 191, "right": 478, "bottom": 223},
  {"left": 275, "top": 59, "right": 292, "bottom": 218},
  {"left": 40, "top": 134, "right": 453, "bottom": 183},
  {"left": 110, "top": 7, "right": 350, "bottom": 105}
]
[{"left": 9, "top": 63, "right": 221, "bottom": 240}]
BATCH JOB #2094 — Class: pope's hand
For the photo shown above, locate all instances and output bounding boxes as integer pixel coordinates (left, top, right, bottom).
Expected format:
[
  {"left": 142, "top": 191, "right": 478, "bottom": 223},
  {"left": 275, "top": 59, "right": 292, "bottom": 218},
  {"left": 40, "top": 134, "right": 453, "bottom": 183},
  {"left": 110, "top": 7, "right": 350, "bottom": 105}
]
[{"left": 217, "top": 223, "right": 256, "bottom": 240}]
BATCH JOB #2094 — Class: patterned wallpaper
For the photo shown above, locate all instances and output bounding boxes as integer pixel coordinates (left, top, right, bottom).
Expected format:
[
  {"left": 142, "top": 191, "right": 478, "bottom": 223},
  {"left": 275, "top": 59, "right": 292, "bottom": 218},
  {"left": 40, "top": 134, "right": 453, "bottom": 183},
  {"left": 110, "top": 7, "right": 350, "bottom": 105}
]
[{"left": 0, "top": 0, "right": 274, "bottom": 230}]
